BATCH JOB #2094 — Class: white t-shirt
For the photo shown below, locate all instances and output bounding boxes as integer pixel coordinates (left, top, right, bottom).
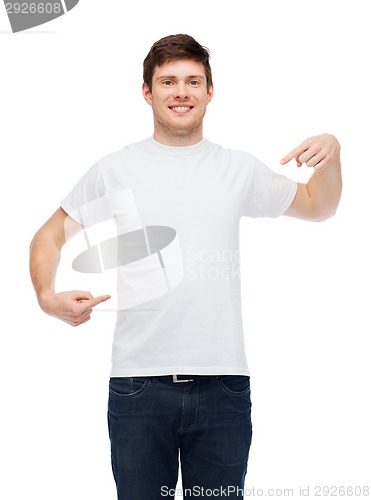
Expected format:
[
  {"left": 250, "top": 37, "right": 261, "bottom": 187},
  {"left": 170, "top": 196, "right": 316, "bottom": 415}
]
[{"left": 61, "top": 137, "right": 297, "bottom": 377}]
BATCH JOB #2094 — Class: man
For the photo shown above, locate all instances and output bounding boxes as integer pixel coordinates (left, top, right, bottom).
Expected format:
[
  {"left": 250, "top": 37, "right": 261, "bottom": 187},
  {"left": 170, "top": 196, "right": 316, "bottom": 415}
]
[{"left": 29, "top": 34, "right": 342, "bottom": 499}]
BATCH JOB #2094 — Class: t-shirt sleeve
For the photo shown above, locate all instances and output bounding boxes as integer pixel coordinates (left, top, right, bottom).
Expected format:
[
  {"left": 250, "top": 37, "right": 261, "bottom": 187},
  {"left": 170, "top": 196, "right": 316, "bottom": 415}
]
[
  {"left": 61, "top": 160, "right": 109, "bottom": 226},
  {"left": 242, "top": 155, "right": 297, "bottom": 218}
]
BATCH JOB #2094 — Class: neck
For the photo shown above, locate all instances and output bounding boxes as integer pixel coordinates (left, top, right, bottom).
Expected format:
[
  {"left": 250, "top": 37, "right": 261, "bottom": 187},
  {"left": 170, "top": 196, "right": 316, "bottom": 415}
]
[{"left": 153, "top": 124, "right": 203, "bottom": 147}]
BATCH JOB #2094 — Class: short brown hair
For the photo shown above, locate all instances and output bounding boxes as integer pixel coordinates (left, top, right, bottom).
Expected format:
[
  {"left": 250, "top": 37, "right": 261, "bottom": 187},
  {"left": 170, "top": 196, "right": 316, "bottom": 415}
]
[{"left": 143, "top": 34, "right": 213, "bottom": 92}]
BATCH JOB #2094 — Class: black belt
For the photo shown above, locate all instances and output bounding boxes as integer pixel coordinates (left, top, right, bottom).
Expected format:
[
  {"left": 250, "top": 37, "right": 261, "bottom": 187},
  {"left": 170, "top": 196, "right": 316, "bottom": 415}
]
[{"left": 154, "top": 374, "right": 217, "bottom": 383}]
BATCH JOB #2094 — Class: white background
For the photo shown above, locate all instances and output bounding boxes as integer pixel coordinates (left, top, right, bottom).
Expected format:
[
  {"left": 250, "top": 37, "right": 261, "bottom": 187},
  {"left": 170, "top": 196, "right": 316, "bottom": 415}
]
[{"left": 1, "top": 0, "right": 370, "bottom": 498}]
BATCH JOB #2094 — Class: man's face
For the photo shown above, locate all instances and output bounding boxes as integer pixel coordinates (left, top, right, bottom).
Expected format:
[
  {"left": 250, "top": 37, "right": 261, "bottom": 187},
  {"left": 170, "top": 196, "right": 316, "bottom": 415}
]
[{"left": 142, "top": 59, "right": 214, "bottom": 145}]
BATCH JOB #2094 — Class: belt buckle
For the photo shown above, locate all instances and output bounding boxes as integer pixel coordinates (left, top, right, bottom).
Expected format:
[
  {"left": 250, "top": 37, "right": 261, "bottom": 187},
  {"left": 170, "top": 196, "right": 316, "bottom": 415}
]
[{"left": 172, "top": 374, "right": 194, "bottom": 383}]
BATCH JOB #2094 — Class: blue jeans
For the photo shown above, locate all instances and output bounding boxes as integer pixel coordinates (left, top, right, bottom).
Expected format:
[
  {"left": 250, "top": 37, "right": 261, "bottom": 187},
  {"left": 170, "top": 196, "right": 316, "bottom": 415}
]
[{"left": 107, "top": 375, "right": 252, "bottom": 499}]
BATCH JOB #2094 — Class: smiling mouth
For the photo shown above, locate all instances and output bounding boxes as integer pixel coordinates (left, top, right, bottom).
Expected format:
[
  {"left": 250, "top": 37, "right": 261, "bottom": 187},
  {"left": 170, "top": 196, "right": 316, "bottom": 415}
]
[{"left": 169, "top": 106, "right": 194, "bottom": 113}]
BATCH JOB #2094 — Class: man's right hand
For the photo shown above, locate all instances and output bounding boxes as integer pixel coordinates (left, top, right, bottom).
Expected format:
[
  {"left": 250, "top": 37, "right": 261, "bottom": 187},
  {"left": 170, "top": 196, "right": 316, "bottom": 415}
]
[{"left": 39, "top": 290, "right": 111, "bottom": 326}]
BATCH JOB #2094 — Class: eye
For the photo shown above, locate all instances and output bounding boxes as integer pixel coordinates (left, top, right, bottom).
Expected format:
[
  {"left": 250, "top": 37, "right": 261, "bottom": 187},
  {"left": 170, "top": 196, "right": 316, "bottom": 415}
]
[
  {"left": 162, "top": 80, "right": 173, "bottom": 86},
  {"left": 189, "top": 80, "right": 200, "bottom": 86}
]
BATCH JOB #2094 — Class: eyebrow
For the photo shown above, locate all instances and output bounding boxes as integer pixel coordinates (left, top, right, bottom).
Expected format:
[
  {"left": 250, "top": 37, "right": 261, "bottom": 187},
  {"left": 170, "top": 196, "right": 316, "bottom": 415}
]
[{"left": 156, "top": 74, "right": 206, "bottom": 81}]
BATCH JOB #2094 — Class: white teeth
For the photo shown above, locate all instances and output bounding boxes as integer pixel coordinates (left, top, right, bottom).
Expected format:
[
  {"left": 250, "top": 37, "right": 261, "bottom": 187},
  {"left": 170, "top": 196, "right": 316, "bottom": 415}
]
[{"left": 171, "top": 106, "right": 191, "bottom": 112}]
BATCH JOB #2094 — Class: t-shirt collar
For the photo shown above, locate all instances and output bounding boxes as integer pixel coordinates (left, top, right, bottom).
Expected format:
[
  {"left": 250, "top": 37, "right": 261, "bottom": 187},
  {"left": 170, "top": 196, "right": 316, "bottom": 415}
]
[{"left": 145, "top": 136, "right": 209, "bottom": 157}]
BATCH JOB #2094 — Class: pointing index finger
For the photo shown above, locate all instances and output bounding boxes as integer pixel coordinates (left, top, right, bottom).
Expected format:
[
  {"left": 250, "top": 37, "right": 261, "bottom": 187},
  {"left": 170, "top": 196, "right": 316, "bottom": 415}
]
[
  {"left": 280, "top": 139, "right": 309, "bottom": 165},
  {"left": 84, "top": 294, "right": 111, "bottom": 309}
]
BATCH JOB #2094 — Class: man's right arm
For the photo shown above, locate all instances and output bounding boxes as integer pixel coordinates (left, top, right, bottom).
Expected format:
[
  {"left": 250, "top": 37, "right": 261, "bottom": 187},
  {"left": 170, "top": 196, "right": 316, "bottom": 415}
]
[{"left": 29, "top": 207, "right": 110, "bottom": 326}]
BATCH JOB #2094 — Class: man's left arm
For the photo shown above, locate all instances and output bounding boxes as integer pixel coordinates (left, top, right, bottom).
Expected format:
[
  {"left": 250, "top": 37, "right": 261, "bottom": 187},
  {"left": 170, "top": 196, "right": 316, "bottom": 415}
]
[{"left": 281, "top": 134, "right": 342, "bottom": 222}]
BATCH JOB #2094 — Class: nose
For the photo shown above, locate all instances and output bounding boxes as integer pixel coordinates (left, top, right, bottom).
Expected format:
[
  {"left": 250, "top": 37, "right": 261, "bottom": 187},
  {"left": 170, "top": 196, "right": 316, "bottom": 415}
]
[{"left": 173, "top": 82, "right": 189, "bottom": 100}]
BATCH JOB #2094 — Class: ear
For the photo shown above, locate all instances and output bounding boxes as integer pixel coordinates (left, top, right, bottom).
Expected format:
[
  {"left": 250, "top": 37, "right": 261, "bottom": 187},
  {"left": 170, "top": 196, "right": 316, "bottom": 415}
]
[
  {"left": 206, "top": 84, "right": 214, "bottom": 105},
  {"left": 142, "top": 83, "right": 153, "bottom": 106}
]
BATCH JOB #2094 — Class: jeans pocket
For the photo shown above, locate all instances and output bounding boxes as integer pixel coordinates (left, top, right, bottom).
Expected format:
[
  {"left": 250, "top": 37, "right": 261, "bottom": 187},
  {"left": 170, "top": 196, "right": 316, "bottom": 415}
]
[
  {"left": 109, "top": 377, "right": 151, "bottom": 399},
  {"left": 217, "top": 375, "right": 251, "bottom": 396}
]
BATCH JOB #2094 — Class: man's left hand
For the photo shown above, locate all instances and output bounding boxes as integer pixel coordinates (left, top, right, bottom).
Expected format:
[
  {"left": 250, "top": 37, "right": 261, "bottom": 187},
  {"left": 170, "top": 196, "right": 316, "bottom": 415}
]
[{"left": 280, "top": 134, "right": 341, "bottom": 172}]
